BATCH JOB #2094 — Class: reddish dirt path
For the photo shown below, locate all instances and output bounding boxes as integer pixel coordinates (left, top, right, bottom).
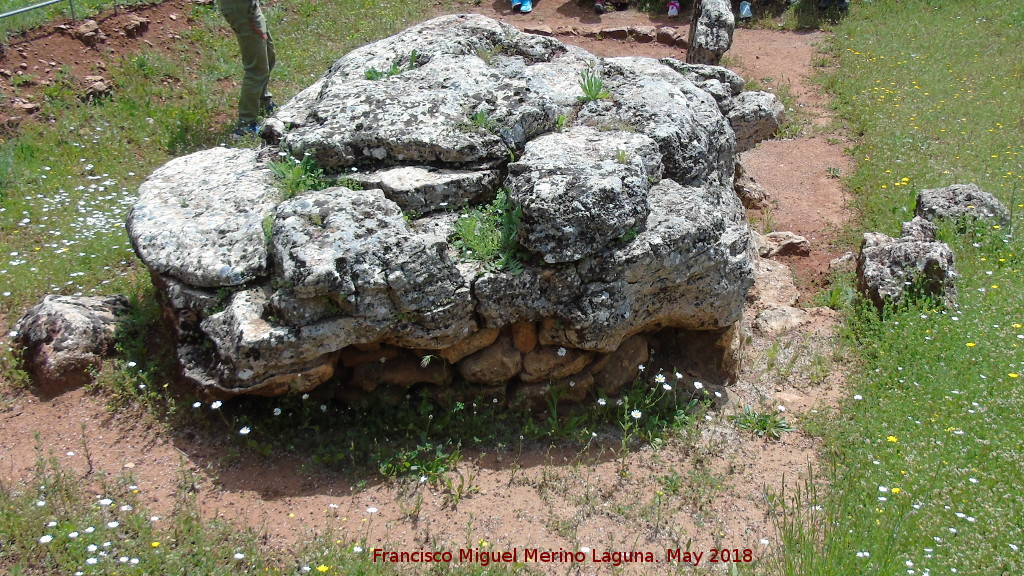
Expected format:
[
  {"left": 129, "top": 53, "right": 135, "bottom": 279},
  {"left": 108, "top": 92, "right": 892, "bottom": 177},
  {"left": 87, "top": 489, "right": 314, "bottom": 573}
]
[{"left": 1, "top": 2, "right": 852, "bottom": 572}]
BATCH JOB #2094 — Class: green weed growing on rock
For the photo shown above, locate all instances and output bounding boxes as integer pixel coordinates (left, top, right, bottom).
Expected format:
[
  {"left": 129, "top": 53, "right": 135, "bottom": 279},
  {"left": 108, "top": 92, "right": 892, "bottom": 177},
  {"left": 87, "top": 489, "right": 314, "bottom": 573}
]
[
  {"left": 450, "top": 189, "right": 524, "bottom": 274},
  {"left": 364, "top": 49, "right": 422, "bottom": 80},
  {"left": 578, "top": 68, "right": 610, "bottom": 102},
  {"left": 268, "top": 152, "right": 330, "bottom": 199}
]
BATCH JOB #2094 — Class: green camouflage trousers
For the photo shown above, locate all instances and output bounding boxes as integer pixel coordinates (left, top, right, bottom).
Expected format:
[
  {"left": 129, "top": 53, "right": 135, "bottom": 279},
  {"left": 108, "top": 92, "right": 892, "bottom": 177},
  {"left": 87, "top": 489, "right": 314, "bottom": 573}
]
[{"left": 218, "top": 0, "right": 276, "bottom": 125}]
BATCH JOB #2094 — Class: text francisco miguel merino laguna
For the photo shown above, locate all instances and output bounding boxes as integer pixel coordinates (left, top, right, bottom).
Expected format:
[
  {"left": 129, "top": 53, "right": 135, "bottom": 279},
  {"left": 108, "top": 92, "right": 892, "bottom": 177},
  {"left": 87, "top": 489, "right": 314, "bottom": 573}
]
[{"left": 372, "top": 547, "right": 753, "bottom": 567}]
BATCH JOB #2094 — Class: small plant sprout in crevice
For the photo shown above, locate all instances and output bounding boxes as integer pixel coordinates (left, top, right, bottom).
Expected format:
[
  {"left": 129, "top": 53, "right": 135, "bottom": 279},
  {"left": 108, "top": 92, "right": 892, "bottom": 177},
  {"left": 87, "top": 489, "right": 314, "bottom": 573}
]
[
  {"left": 364, "top": 49, "right": 423, "bottom": 80},
  {"left": 578, "top": 67, "right": 611, "bottom": 102},
  {"left": 268, "top": 152, "right": 330, "bottom": 200},
  {"left": 759, "top": 204, "right": 777, "bottom": 234},
  {"left": 468, "top": 109, "right": 499, "bottom": 133},
  {"left": 450, "top": 189, "right": 524, "bottom": 274}
]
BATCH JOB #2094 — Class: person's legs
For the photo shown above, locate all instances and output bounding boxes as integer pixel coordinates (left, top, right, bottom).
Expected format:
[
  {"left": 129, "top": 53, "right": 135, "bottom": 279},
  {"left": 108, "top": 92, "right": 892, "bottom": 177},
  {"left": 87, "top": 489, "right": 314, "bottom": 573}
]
[{"left": 219, "top": 0, "right": 273, "bottom": 126}]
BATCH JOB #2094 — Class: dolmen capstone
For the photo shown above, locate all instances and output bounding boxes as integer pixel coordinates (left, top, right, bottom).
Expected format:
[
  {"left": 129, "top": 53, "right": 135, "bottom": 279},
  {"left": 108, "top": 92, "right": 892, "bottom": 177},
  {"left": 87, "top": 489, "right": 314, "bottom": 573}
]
[{"left": 127, "top": 15, "right": 784, "bottom": 404}]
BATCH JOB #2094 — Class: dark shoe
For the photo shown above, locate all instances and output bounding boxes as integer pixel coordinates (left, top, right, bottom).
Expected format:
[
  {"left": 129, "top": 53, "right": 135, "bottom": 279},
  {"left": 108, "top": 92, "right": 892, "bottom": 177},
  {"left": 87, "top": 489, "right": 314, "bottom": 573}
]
[
  {"left": 231, "top": 121, "right": 260, "bottom": 139},
  {"left": 595, "top": 0, "right": 607, "bottom": 13},
  {"left": 260, "top": 100, "right": 277, "bottom": 115}
]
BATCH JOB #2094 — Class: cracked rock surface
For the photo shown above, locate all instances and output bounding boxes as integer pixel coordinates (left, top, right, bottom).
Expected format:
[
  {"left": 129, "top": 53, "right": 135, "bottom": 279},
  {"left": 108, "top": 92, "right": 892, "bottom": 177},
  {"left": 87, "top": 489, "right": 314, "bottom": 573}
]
[{"left": 127, "top": 14, "right": 783, "bottom": 399}]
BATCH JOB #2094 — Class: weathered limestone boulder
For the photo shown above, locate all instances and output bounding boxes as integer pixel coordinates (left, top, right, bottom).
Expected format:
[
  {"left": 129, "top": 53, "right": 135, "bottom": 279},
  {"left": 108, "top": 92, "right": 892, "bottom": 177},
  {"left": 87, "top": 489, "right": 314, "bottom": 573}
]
[
  {"left": 660, "top": 61, "right": 745, "bottom": 105},
  {"left": 900, "top": 215, "right": 938, "bottom": 242},
  {"left": 127, "top": 148, "right": 279, "bottom": 287},
  {"left": 915, "top": 183, "right": 1010, "bottom": 227},
  {"left": 127, "top": 15, "right": 775, "bottom": 401},
  {"left": 347, "top": 166, "right": 500, "bottom": 215},
  {"left": 747, "top": 257, "right": 799, "bottom": 310},
  {"left": 507, "top": 127, "right": 661, "bottom": 263},
  {"left": 263, "top": 15, "right": 593, "bottom": 167},
  {"left": 575, "top": 57, "right": 736, "bottom": 188},
  {"left": 726, "top": 91, "right": 785, "bottom": 153},
  {"left": 857, "top": 217, "right": 958, "bottom": 310},
  {"left": 13, "top": 295, "right": 129, "bottom": 395},
  {"left": 687, "top": 0, "right": 734, "bottom": 66},
  {"left": 754, "top": 231, "right": 811, "bottom": 258},
  {"left": 753, "top": 306, "right": 810, "bottom": 336},
  {"left": 474, "top": 178, "right": 751, "bottom": 352}
]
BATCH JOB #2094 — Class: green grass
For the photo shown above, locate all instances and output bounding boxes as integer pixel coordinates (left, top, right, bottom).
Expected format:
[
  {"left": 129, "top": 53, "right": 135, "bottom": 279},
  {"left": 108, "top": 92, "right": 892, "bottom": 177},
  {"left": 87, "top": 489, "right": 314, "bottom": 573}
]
[
  {"left": 269, "top": 152, "right": 331, "bottom": 199},
  {"left": 577, "top": 68, "right": 610, "bottom": 102},
  {"left": 449, "top": 188, "right": 525, "bottom": 273},
  {"left": 755, "top": 1, "right": 1024, "bottom": 574},
  {"left": 729, "top": 405, "right": 796, "bottom": 441}
]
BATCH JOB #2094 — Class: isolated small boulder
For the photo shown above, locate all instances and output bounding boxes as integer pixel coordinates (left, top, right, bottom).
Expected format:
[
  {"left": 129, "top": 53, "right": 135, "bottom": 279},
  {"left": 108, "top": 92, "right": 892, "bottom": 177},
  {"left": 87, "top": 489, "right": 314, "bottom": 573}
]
[
  {"left": 915, "top": 183, "right": 1010, "bottom": 227},
  {"left": 856, "top": 222, "right": 958, "bottom": 310},
  {"left": 753, "top": 306, "right": 809, "bottom": 336},
  {"left": 13, "top": 295, "right": 129, "bottom": 395},
  {"left": 754, "top": 231, "right": 811, "bottom": 258}
]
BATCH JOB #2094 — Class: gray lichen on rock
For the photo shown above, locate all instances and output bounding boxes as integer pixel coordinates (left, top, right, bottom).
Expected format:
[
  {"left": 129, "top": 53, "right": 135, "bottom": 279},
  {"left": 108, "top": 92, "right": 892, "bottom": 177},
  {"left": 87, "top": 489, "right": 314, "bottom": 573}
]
[{"left": 127, "top": 14, "right": 785, "bottom": 402}]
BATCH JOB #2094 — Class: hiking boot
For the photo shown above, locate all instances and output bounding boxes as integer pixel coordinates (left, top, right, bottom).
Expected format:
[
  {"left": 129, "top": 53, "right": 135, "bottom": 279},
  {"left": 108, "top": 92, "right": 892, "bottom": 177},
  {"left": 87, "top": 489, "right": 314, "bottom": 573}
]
[
  {"left": 667, "top": 0, "right": 680, "bottom": 17},
  {"left": 520, "top": 0, "right": 532, "bottom": 12},
  {"left": 231, "top": 121, "right": 260, "bottom": 139},
  {"left": 260, "top": 99, "right": 276, "bottom": 116},
  {"left": 595, "top": 0, "right": 607, "bottom": 13}
]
